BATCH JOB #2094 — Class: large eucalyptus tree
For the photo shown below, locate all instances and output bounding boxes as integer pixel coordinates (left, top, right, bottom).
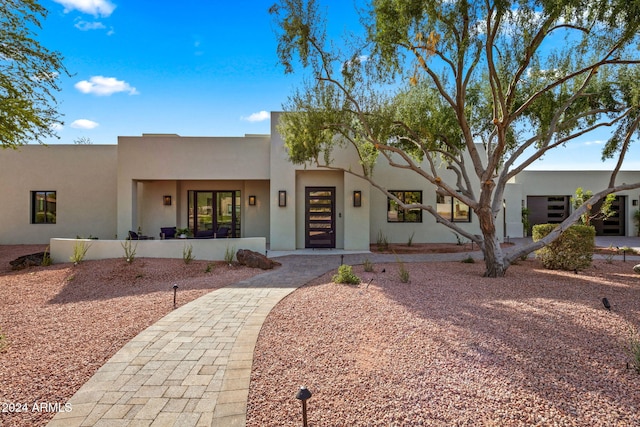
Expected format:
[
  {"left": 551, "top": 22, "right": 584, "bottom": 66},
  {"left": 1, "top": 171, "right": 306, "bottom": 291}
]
[{"left": 271, "top": 0, "right": 640, "bottom": 277}]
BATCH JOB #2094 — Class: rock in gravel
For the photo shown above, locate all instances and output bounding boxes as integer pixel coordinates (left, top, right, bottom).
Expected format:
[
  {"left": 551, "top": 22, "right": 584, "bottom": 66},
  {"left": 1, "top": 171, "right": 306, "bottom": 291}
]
[
  {"left": 634, "top": 264, "right": 640, "bottom": 274},
  {"left": 9, "top": 252, "right": 46, "bottom": 270},
  {"left": 236, "top": 249, "right": 280, "bottom": 270}
]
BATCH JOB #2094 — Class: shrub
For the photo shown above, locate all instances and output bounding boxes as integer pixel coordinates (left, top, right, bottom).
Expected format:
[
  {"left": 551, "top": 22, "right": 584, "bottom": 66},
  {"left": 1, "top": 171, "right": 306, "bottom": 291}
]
[
  {"left": 332, "top": 264, "right": 361, "bottom": 285},
  {"left": 183, "top": 244, "right": 195, "bottom": 264},
  {"left": 627, "top": 324, "right": 640, "bottom": 374},
  {"left": 461, "top": 254, "right": 475, "bottom": 263},
  {"left": 41, "top": 246, "right": 52, "bottom": 266},
  {"left": 533, "top": 224, "right": 595, "bottom": 271},
  {"left": 376, "top": 230, "right": 389, "bottom": 251},
  {"left": 224, "top": 245, "right": 235, "bottom": 264},
  {"left": 70, "top": 240, "right": 91, "bottom": 264},
  {"left": 121, "top": 239, "right": 137, "bottom": 263},
  {"left": 363, "top": 257, "right": 374, "bottom": 272},
  {"left": 407, "top": 231, "right": 415, "bottom": 247},
  {"left": 398, "top": 262, "right": 410, "bottom": 283}
]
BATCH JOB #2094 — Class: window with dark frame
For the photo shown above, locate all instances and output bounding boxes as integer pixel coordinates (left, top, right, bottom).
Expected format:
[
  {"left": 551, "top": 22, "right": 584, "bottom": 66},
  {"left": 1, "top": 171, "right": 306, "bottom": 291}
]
[
  {"left": 387, "top": 191, "right": 423, "bottom": 223},
  {"left": 31, "top": 191, "right": 56, "bottom": 224},
  {"left": 436, "top": 192, "right": 471, "bottom": 222}
]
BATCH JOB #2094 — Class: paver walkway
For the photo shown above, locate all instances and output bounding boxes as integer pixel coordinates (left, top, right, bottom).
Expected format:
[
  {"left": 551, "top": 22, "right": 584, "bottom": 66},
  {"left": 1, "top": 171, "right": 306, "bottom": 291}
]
[
  {"left": 48, "top": 238, "right": 640, "bottom": 426},
  {"left": 48, "top": 255, "right": 346, "bottom": 427}
]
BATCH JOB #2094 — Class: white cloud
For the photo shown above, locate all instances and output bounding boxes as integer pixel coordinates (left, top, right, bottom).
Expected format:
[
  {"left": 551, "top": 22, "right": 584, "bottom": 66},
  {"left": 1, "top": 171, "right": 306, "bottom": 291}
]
[
  {"left": 50, "top": 122, "right": 64, "bottom": 131},
  {"left": 584, "top": 140, "right": 604, "bottom": 146},
  {"left": 53, "top": 0, "right": 116, "bottom": 17},
  {"left": 242, "top": 111, "right": 270, "bottom": 122},
  {"left": 70, "top": 119, "right": 99, "bottom": 129},
  {"left": 75, "top": 76, "right": 138, "bottom": 96},
  {"left": 74, "top": 20, "right": 106, "bottom": 31}
]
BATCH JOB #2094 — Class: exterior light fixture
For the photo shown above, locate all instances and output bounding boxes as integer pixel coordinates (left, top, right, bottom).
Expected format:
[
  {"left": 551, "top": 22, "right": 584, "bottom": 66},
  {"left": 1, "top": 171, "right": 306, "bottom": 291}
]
[
  {"left": 173, "top": 284, "right": 178, "bottom": 308},
  {"left": 634, "top": 199, "right": 638, "bottom": 206},
  {"left": 163, "top": 195, "right": 172, "bottom": 206},
  {"left": 248, "top": 195, "right": 256, "bottom": 206},
  {"left": 295, "top": 386, "right": 312, "bottom": 427},
  {"left": 279, "top": 190, "right": 287, "bottom": 207},
  {"left": 353, "top": 190, "right": 362, "bottom": 207}
]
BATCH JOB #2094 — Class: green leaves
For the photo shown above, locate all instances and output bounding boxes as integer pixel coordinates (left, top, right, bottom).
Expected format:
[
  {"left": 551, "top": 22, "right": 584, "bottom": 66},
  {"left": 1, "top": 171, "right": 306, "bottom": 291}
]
[{"left": 0, "top": 0, "right": 68, "bottom": 149}]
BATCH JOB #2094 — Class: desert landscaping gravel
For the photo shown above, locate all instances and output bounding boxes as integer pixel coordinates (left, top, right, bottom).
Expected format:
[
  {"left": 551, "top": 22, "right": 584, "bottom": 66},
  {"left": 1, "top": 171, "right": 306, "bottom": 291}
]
[
  {"left": 0, "top": 245, "right": 261, "bottom": 427},
  {"left": 1, "top": 244, "right": 640, "bottom": 426},
  {"left": 247, "top": 258, "right": 640, "bottom": 426}
]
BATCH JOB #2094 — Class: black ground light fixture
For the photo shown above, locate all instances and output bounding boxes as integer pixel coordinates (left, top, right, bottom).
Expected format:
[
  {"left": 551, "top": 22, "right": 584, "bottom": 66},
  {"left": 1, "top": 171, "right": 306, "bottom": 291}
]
[
  {"left": 173, "top": 284, "right": 179, "bottom": 308},
  {"left": 295, "top": 386, "right": 312, "bottom": 427}
]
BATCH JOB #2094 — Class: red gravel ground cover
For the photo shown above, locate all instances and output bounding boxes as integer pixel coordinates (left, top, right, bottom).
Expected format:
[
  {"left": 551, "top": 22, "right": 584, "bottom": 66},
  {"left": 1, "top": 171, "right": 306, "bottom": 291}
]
[
  {"left": 0, "top": 245, "right": 261, "bottom": 427},
  {"left": 247, "top": 258, "right": 640, "bottom": 426}
]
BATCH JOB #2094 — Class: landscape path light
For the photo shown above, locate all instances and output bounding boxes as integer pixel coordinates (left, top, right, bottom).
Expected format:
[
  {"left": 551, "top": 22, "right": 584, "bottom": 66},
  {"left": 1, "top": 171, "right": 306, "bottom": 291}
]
[
  {"left": 295, "top": 385, "right": 312, "bottom": 427},
  {"left": 173, "top": 284, "right": 178, "bottom": 308}
]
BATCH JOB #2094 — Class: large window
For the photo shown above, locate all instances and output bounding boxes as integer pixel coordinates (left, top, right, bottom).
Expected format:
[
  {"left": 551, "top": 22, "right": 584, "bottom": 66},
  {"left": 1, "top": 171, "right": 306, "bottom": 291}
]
[
  {"left": 387, "top": 191, "right": 422, "bottom": 223},
  {"left": 187, "top": 190, "right": 241, "bottom": 237},
  {"left": 436, "top": 192, "right": 471, "bottom": 222},
  {"left": 31, "top": 191, "right": 56, "bottom": 224}
]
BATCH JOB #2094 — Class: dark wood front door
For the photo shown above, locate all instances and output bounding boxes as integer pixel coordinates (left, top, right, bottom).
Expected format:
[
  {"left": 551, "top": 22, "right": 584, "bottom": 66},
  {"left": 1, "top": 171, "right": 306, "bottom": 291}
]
[{"left": 305, "top": 187, "right": 336, "bottom": 248}]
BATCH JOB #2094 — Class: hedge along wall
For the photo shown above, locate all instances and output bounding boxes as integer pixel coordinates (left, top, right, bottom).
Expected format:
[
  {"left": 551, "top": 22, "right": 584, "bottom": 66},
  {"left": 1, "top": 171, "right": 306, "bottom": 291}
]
[{"left": 532, "top": 224, "right": 596, "bottom": 271}]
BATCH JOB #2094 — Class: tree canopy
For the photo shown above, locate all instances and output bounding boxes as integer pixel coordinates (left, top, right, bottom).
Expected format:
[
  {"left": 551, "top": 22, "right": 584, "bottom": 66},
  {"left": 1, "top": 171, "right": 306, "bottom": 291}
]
[
  {"left": 271, "top": 0, "right": 640, "bottom": 277},
  {"left": 0, "top": 0, "right": 67, "bottom": 149}
]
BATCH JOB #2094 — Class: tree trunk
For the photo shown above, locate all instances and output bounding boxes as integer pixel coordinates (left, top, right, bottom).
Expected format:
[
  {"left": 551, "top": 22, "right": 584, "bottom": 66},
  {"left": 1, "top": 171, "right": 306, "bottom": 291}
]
[
  {"left": 476, "top": 206, "right": 508, "bottom": 277},
  {"left": 482, "top": 233, "right": 508, "bottom": 277}
]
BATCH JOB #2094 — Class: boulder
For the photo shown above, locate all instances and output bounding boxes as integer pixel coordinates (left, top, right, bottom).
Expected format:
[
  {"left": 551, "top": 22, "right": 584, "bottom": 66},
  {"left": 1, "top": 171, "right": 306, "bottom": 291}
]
[
  {"left": 634, "top": 264, "right": 640, "bottom": 274},
  {"left": 236, "top": 249, "right": 280, "bottom": 270},
  {"left": 10, "top": 252, "right": 46, "bottom": 270}
]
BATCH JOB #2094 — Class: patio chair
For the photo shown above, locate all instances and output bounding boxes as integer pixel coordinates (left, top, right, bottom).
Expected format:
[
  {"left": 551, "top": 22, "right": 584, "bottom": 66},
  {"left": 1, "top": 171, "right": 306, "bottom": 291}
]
[
  {"left": 160, "top": 227, "right": 176, "bottom": 239},
  {"left": 216, "top": 226, "right": 230, "bottom": 238}
]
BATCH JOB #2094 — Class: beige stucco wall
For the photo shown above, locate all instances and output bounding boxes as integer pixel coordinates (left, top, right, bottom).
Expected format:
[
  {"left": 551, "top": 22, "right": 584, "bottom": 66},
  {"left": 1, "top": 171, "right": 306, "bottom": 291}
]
[
  {"left": 270, "top": 112, "right": 372, "bottom": 251},
  {"left": 50, "top": 237, "right": 266, "bottom": 263},
  {"left": 117, "top": 134, "right": 270, "bottom": 239},
  {"left": 514, "top": 170, "right": 640, "bottom": 236},
  {"left": 0, "top": 145, "right": 117, "bottom": 244}
]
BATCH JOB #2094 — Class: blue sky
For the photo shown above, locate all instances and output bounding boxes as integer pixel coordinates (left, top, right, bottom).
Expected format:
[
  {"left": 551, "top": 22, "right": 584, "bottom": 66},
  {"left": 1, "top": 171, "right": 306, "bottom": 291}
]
[{"left": 37, "top": 0, "right": 638, "bottom": 170}]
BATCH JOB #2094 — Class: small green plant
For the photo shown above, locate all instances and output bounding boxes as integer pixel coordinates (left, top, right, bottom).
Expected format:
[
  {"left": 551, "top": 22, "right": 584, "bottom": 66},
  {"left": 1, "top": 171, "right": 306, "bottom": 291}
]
[
  {"left": 451, "top": 232, "right": 463, "bottom": 245},
  {"left": 70, "top": 240, "right": 91, "bottom": 264},
  {"left": 0, "top": 327, "right": 8, "bottom": 353},
  {"left": 461, "top": 254, "right": 475, "bottom": 263},
  {"left": 121, "top": 239, "right": 138, "bottom": 263},
  {"left": 41, "top": 246, "right": 52, "bottom": 266},
  {"left": 604, "top": 244, "right": 616, "bottom": 264},
  {"left": 332, "top": 264, "right": 361, "bottom": 285},
  {"left": 394, "top": 254, "right": 410, "bottom": 283},
  {"left": 224, "top": 245, "right": 236, "bottom": 265},
  {"left": 619, "top": 246, "right": 639, "bottom": 255},
  {"left": 176, "top": 227, "right": 192, "bottom": 238},
  {"left": 205, "top": 262, "right": 216, "bottom": 273},
  {"left": 376, "top": 230, "right": 389, "bottom": 251},
  {"left": 627, "top": 324, "right": 640, "bottom": 374},
  {"left": 363, "top": 257, "right": 374, "bottom": 272},
  {"left": 182, "top": 244, "right": 195, "bottom": 264},
  {"left": 407, "top": 231, "right": 415, "bottom": 247},
  {"left": 398, "top": 261, "right": 410, "bottom": 283}
]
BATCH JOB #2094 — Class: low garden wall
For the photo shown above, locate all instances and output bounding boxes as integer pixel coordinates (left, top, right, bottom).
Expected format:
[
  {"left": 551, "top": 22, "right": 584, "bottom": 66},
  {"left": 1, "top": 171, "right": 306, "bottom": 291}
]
[{"left": 49, "top": 237, "right": 266, "bottom": 264}]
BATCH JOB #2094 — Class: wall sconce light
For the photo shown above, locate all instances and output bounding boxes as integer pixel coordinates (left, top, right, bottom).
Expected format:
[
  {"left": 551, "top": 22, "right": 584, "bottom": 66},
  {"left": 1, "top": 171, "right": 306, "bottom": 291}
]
[
  {"left": 278, "top": 190, "right": 287, "bottom": 207},
  {"left": 634, "top": 199, "right": 638, "bottom": 206},
  {"left": 249, "top": 195, "right": 256, "bottom": 206},
  {"left": 163, "top": 195, "right": 172, "bottom": 206},
  {"left": 353, "top": 190, "right": 362, "bottom": 207}
]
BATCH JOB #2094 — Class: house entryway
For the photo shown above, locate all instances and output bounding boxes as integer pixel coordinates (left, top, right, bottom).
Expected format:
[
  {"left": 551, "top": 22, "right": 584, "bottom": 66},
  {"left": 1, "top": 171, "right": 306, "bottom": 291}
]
[{"left": 305, "top": 187, "right": 336, "bottom": 248}]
